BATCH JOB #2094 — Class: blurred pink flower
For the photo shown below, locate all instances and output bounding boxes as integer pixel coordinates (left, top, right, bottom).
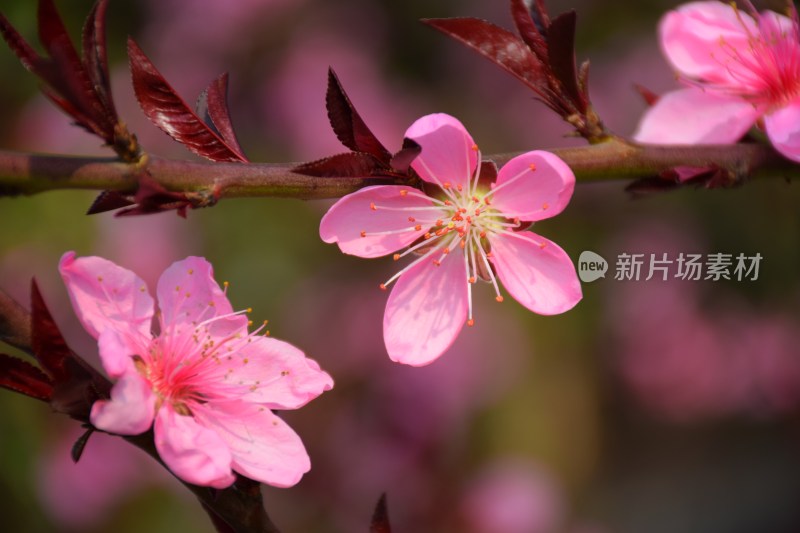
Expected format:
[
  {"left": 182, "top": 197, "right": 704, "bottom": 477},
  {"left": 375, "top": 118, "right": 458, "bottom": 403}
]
[
  {"left": 281, "top": 277, "right": 528, "bottom": 532},
  {"left": 634, "top": 1, "right": 800, "bottom": 161},
  {"left": 460, "top": 459, "right": 565, "bottom": 533},
  {"left": 266, "top": 29, "right": 416, "bottom": 159},
  {"left": 37, "top": 427, "right": 166, "bottom": 529},
  {"left": 321, "top": 113, "right": 581, "bottom": 365},
  {"left": 59, "top": 252, "right": 333, "bottom": 488},
  {"left": 607, "top": 223, "right": 800, "bottom": 421}
]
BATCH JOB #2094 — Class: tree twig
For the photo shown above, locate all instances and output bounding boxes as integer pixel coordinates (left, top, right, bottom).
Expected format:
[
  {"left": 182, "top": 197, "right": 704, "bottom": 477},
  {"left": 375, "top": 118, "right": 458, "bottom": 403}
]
[{"left": 0, "top": 138, "right": 795, "bottom": 201}]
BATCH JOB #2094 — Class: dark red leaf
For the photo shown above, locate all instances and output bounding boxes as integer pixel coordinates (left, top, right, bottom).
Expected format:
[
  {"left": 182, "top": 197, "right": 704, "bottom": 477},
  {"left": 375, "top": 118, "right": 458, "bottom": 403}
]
[
  {"left": 546, "top": 11, "right": 585, "bottom": 113},
  {"left": 115, "top": 174, "right": 192, "bottom": 217},
  {"left": 71, "top": 426, "right": 94, "bottom": 463},
  {"left": 422, "top": 18, "right": 553, "bottom": 101},
  {"left": 31, "top": 280, "right": 110, "bottom": 419},
  {"left": 128, "top": 38, "right": 247, "bottom": 163},
  {"left": 86, "top": 190, "right": 135, "bottom": 215},
  {"left": 633, "top": 83, "right": 660, "bottom": 107},
  {"left": 196, "top": 73, "right": 248, "bottom": 161},
  {"left": 0, "top": 13, "right": 41, "bottom": 73},
  {"left": 31, "top": 280, "right": 74, "bottom": 383},
  {"left": 38, "top": 0, "right": 111, "bottom": 136},
  {"left": 293, "top": 152, "right": 386, "bottom": 178},
  {"left": 0, "top": 353, "right": 54, "bottom": 402},
  {"left": 370, "top": 494, "right": 392, "bottom": 533},
  {"left": 390, "top": 138, "right": 421, "bottom": 174},
  {"left": 326, "top": 68, "right": 391, "bottom": 162},
  {"left": 530, "top": 0, "right": 552, "bottom": 34},
  {"left": 578, "top": 60, "right": 590, "bottom": 96},
  {"left": 510, "top": 0, "right": 546, "bottom": 58},
  {"left": 81, "top": 0, "right": 116, "bottom": 121}
]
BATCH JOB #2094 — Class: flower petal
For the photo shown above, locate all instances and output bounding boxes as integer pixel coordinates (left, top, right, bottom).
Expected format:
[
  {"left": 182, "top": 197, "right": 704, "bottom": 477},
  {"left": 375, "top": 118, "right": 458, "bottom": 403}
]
[
  {"left": 405, "top": 113, "right": 478, "bottom": 190},
  {"left": 633, "top": 88, "right": 759, "bottom": 144},
  {"left": 489, "top": 232, "right": 581, "bottom": 315},
  {"left": 97, "top": 328, "right": 139, "bottom": 379},
  {"left": 90, "top": 372, "right": 156, "bottom": 435},
  {"left": 320, "top": 185, "right": 443, "bottom": 258},
  {"left": 59, "top": 252, "right": 154, "bottom": 342},
  {"left": 156, "top": 257, "right": 247, "bottom": 341},
  {"left": 488, "top": 151, "right": 575, "bottom": 222},
  {"left": 195, "top": 401, "right": 310, "bottom": 488},
  {"left": 765, "top": 98, "right": 800, "bottom": 162},
  {"left": 154, "top": 406, "right": 236, "bottom": 489},
  {"left": 214, "top": 336, "right": 333, "bottom": 409},
  {"left": 660, "top": 1, "right": 756, "bottom": 83},
  {"left": 384, "top": 250, "right": 468, "bottom": 366}
]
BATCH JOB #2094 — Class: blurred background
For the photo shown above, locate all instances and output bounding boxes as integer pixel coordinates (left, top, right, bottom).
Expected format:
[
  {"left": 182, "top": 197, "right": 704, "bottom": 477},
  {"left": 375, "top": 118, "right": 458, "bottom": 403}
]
[{"left": 1, "top": 0, "right": 799, "bottom": 531}]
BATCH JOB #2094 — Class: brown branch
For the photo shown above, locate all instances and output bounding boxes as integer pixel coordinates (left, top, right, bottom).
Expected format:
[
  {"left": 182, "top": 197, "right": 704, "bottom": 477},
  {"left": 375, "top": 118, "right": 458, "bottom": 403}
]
[{"left": 0, "top": 138, "right": 796, "bottom": 201}]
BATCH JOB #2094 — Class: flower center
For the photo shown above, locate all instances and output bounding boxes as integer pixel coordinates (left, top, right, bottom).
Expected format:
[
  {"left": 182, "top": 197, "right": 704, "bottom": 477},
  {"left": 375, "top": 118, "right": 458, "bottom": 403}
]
[
  {"left": 711, "top": 6, "right": 800, "bottom": 109},
  {"left": 132, "top": 304, "right": 267, "bottom": 413},
  {"left": 362, "top": 145, "right": 541, "bottom": 327}
]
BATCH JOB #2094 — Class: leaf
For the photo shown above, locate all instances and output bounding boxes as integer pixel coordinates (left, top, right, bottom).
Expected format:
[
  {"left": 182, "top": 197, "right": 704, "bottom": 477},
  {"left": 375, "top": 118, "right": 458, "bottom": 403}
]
[
  {"left": 633, "top": 83, "right": 659, "bottom": 107},
  {"left": 1, "top": 0, "right": 119, "bottom": 144},
  {"left": 509, "top": 0, "right": 546, "bottom": 58},
  {"left": 546, "top": 11, "right": 585, "bottom": 113},
  {"left": 128, "top": 38, "right": 247, "bottom": 163},
  {"left": 86, "top": 190, "right": 135, "bottom": 215},
  {"left": 31, "top": 280, "right": 111, "bottom": 419},
  {"left": 529, "top": 0, "right": 551, "bottom": 35},
  {"left": 116, "top": 174, "right": 193, "bottom": 217},
  {"left": 0, "top": 353, "right": 54, "bottom": 402},
  {"left": 196, "top": 73, "right": 248, "bottom": 161},
  {"left": 81, "top": 0, "right": 116, "bottom": 120},
  {"left": 422, "top": 18, "right": 552, "bottom": 100},
  {"left": 71, "top": 426, "right": 95, "bottom": 463},
  {"left": 37, "top": 0, "right": 110, "bottom": 136},
  {"left": 31, "top": 279, "right": 75, "bottom": 383},
  {"left": 0, "top": 13, "right": 40, "bottom": 72},
  {"left": 390, "top": 138, "right": 421, "bottom": 174},
  {"left": 369, "top": 493, "right": 392, "bottom": 533},
  {"left": 292, "top": 152, "right": 386, "bottom": 178},
  {"left": 326, "top": 68, "right": 391, "bottom": 162}
]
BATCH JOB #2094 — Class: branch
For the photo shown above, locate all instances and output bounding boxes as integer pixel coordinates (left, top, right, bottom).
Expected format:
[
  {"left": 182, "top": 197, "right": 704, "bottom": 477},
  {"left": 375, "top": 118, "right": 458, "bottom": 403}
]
[{"left": 0, "top": 138, "right": 796, "bottom": 201}]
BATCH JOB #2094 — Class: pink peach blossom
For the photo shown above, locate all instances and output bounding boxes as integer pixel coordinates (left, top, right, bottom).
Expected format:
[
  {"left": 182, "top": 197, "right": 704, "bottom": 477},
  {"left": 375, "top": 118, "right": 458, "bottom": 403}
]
[
  {"left": 634, "top": 1, "right": 800, "bottom": 161},
  {"left": 59, "top": 252, "right": 333, "bottom": 488},
  {"left": 320, "top": 113, "right": 581, "bottom": 366}
]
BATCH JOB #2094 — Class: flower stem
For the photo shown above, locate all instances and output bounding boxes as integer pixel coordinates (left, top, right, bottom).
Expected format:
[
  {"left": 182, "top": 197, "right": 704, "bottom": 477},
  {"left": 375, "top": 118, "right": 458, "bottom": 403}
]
[{"left": 0, "top": 137, "right": 796, "bottom": 201}]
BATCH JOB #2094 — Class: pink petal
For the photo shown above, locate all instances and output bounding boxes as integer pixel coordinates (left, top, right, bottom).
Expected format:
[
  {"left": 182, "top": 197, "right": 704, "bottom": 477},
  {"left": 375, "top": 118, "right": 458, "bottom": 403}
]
[
  {"left": 384, "top": 251, "right": 468, "bottom": 366},
  {"left": 212, "top": 336, "right": 333, "bottom": 409},
  {"left": 59, "top": 251, "right": 154, "bottom": 342},
  {"left": 633, "top": 88, "right": 759, "bottom": 144},
  {"left": 156, "top": 256, "right": 247, "bottom": 341},
  {"left": 765, "top": 98, "right": 800, "bottom": 162},
  {"left": 195, "top": 401, "right": 310, "bottom": 488},
  {"left": 488, "top": 232, "right": 581, "bottom": 315},
  {"left": 489, "top": 151, "right": 575, "bottom": 222},
  {"left": 97, "top": 328, "right": 139, "bottom": 379},
  {"left": 405, "top": 113, "right": 478, "bottom": 190},
  {"left": 154, "top": 406, "right": 236, "bottom": 489},
  {"left": 660, "top": 1, "right": 756, "bottom": 83},
  {"left": 90, "top": 372, "right": 156, "bottom": 435},
  {"left": 320, "top": 185, "right": 443, "bottom": 258}
]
